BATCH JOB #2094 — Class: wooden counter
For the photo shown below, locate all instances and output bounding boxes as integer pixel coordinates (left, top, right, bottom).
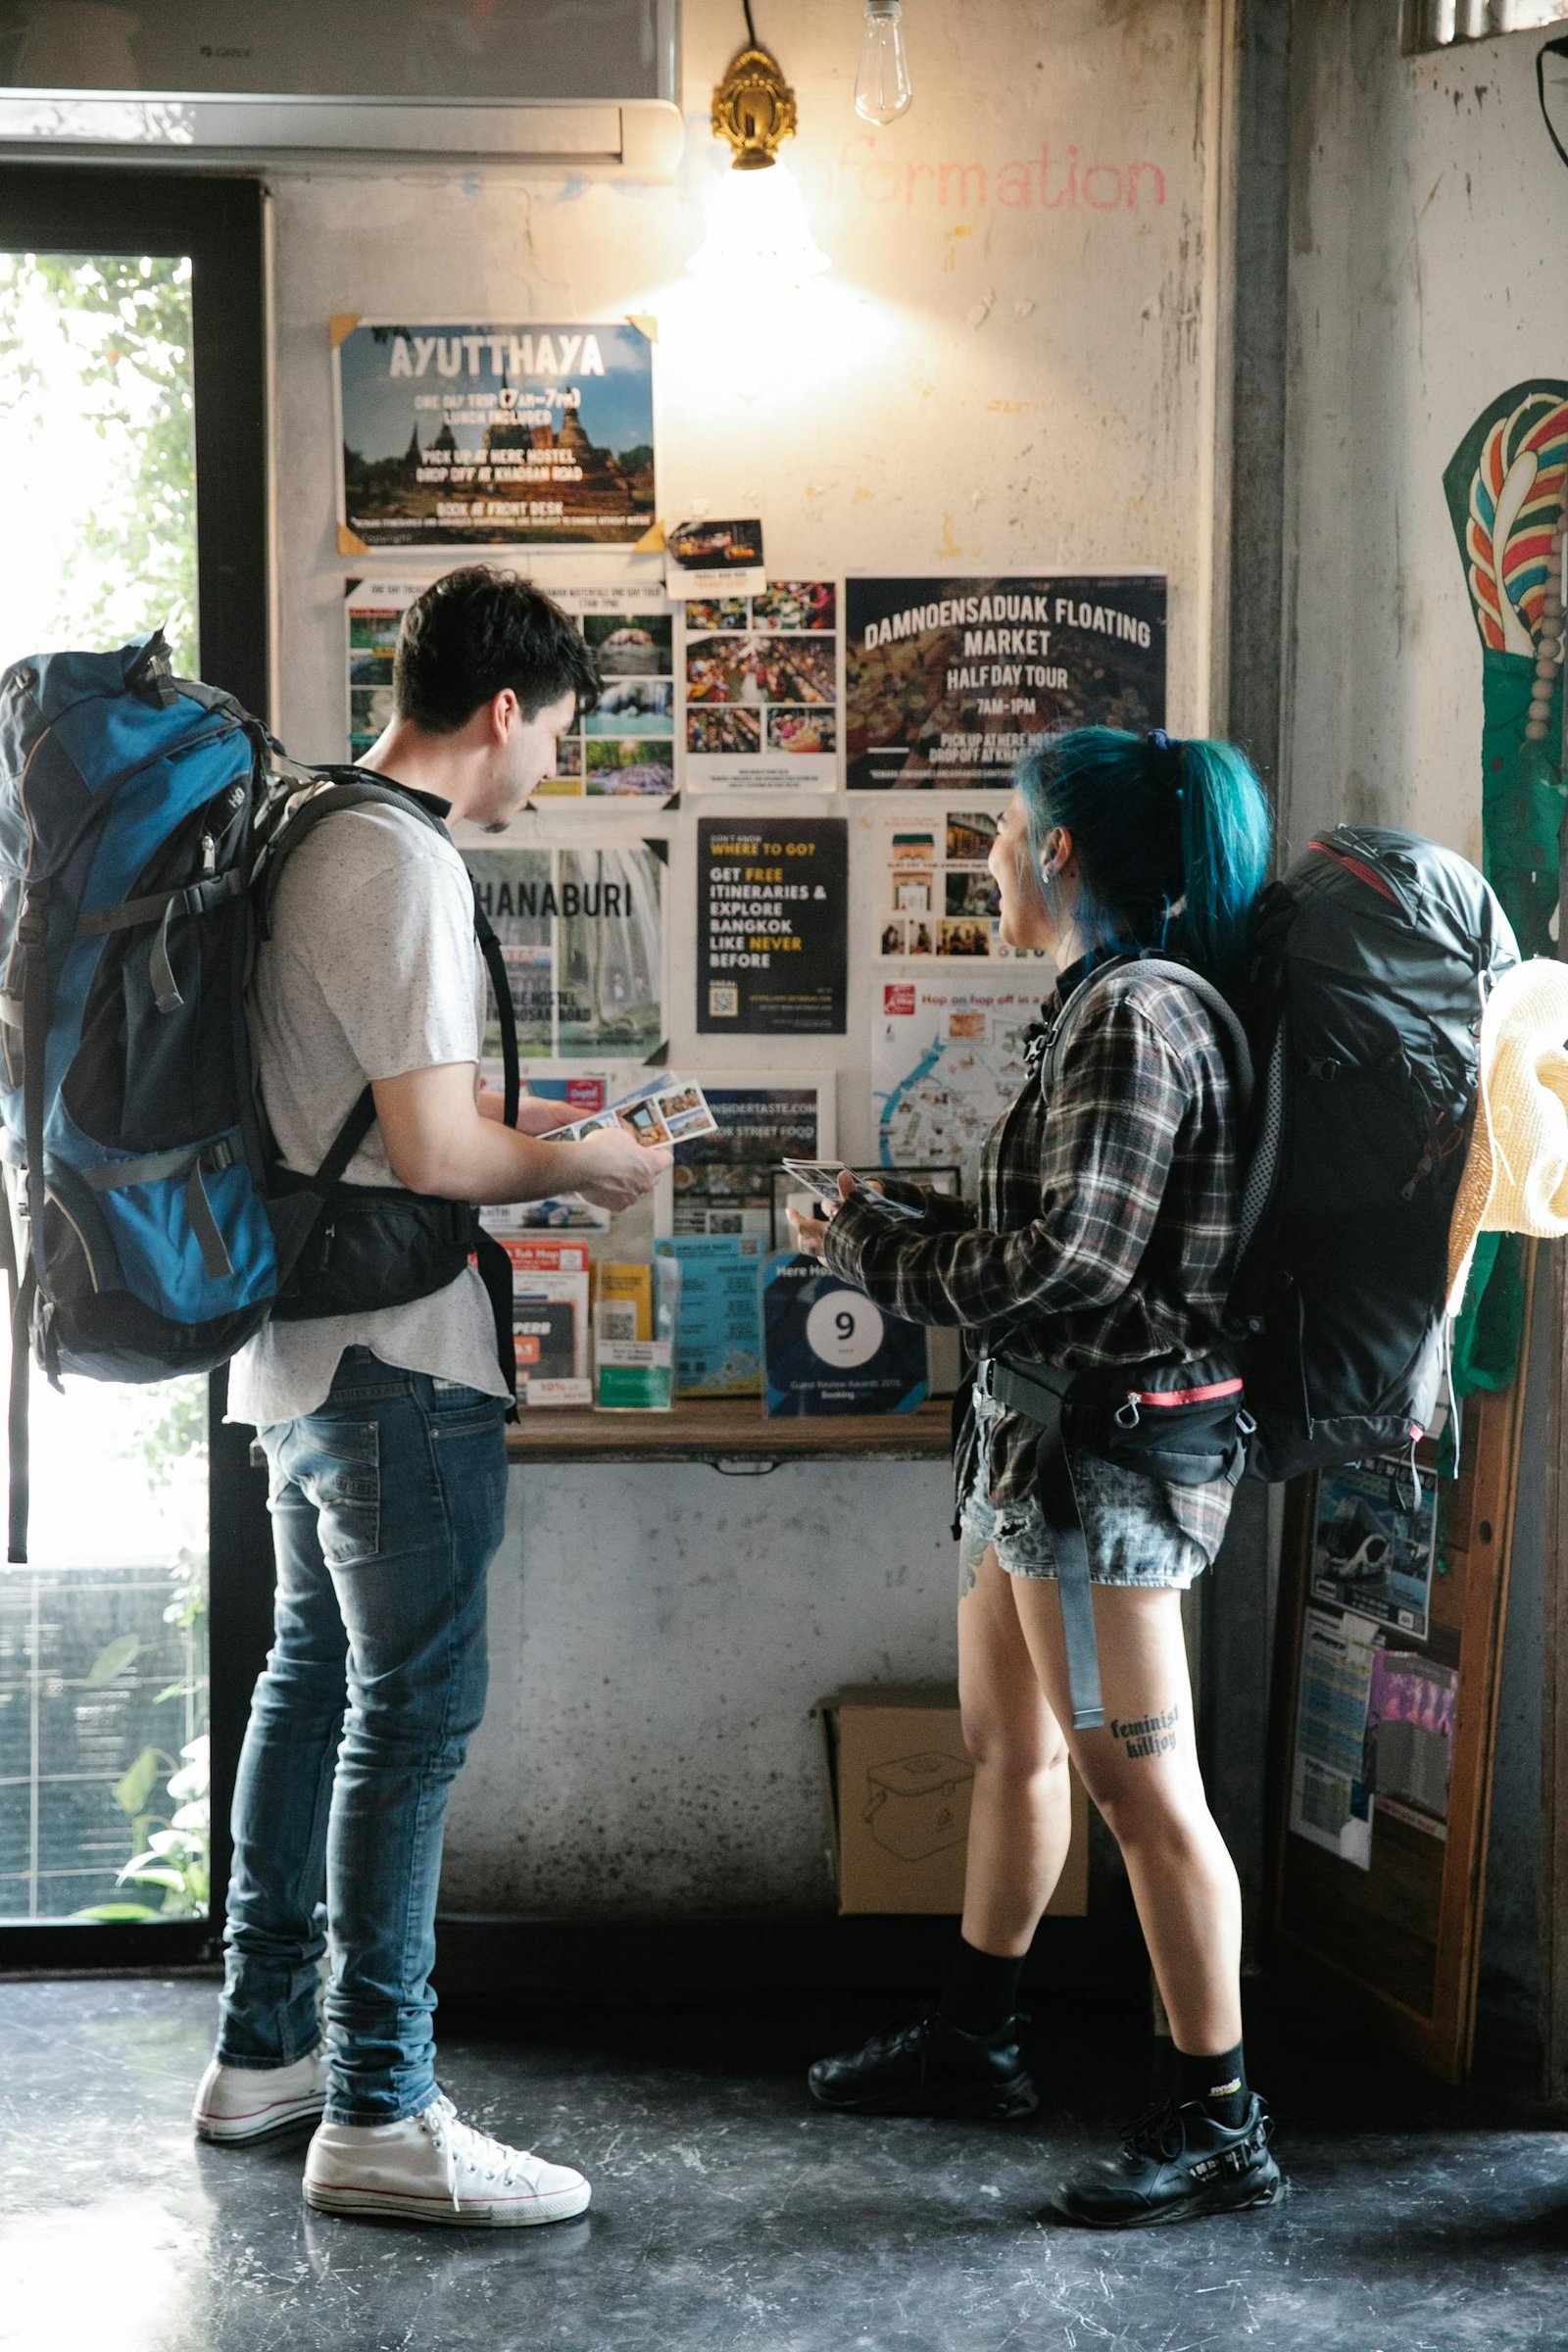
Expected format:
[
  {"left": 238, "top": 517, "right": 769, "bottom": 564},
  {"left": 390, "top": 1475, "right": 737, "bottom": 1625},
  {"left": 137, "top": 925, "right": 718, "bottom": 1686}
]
[{"left": 505, "top": 1396, "right": 953, "bottom": 1466}]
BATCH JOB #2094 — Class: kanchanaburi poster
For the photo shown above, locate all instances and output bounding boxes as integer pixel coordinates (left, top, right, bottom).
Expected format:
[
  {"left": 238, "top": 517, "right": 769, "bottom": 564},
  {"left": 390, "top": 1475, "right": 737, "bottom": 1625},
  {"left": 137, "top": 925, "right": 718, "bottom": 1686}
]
[
  {"left": 845, "top": 573, "right": 1166, "bottom": 789},
  {"left": 334, "top": 318, "right": 656, "bottom": 552}
]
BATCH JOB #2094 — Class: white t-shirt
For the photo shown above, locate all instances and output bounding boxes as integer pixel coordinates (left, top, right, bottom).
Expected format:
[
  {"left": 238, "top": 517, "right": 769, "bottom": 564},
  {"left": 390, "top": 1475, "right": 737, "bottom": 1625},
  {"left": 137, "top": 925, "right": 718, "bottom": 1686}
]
[{"left": 226, "top": 791, "right": 510, "bottom": 1428}]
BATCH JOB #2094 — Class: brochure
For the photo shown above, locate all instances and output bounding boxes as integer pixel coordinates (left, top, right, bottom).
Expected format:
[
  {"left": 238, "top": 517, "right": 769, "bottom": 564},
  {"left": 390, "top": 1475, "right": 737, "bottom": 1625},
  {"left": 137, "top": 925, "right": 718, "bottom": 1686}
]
[
  {"left": 655, "top": 1234, "right": 764, "bottom": 1398},
  {"left": 540, "top": 1075, "right": 719, "bottom": 1151},
  {"left": 500, "top": 1239, "right": 591, "bottom": 1407}
]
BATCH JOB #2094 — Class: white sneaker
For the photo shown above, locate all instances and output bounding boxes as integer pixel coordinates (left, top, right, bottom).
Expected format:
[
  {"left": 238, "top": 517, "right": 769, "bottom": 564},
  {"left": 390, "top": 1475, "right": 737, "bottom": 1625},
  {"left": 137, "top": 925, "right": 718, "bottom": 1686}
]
[
  {"left": 193, "top": 2046, "right": 329, "bottom": 2144},
  {"left": 303, "top": 2092, "right": 592, "bottom": 2228}
]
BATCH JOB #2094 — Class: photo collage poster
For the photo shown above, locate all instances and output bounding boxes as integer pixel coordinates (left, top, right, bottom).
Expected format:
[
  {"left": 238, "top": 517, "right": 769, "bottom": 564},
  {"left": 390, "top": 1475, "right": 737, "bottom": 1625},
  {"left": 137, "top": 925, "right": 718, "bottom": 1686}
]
[
  {"left": 678, "top": 580, "right": 840, "bottom": 792},
  {"left": 877, "top": 806, "right": 1051, "bottom": 963},
  {"left": 345, "top": 576, "right": 678, "bottom": 810}
]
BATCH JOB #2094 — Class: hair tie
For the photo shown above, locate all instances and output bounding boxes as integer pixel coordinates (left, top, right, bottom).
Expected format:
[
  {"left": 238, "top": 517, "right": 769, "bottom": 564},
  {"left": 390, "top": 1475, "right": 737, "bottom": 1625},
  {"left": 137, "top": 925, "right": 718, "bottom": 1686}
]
[{"left": 1146, "top": 727, "right": 1185, "bottom": 801}]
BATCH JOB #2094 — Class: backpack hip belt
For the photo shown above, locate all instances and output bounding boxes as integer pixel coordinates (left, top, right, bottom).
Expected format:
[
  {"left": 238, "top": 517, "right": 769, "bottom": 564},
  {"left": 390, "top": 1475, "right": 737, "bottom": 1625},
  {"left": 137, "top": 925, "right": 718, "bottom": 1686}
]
[{"left": 977, "top": 1352, "right": 1250, "bottom": 1732}]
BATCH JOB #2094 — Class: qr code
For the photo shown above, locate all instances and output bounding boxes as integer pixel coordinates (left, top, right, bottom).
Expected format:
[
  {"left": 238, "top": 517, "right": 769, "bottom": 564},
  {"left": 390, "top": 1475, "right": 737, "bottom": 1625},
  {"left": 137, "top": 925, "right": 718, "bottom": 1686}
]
[
  {"left": 708, "top": 982, "right": 739, "bottom": 1018},
  {"left": 600, "top": 1302, "right": 639, "bottom": 1344}
]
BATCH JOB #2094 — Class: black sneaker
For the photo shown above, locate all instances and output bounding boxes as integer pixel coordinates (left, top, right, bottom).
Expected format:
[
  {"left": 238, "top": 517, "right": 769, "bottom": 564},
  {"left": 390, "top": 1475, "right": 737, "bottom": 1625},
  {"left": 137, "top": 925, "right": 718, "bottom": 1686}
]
[
  {"left": 1053, "top": 2095, "right": 1282, "bottom": 2229},
  {"left": 808, "top": 2008, "right": 1038, "bottom": 2120}
]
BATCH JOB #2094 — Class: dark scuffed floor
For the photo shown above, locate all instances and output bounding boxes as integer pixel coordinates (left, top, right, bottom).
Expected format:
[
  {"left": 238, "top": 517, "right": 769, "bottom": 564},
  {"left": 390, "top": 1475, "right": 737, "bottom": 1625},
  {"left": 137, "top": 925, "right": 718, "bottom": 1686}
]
[{"left": 2, "top": 1974, "right": 1567, "bottom": 2352}]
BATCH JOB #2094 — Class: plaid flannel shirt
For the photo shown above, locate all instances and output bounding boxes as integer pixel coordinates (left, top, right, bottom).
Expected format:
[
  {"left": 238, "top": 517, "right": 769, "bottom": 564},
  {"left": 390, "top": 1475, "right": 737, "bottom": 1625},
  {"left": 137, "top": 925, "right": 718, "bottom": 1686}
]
[{"left": 823, "top": 957, "right": 1245, "bottom": 1560}]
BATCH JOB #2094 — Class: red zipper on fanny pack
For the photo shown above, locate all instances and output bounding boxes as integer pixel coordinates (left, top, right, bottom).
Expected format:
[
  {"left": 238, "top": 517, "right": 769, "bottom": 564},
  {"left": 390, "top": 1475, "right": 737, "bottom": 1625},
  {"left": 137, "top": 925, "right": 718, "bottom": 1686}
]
[{"left": 1130, "top": 1378, "right": 1246, "bottom": 1407}]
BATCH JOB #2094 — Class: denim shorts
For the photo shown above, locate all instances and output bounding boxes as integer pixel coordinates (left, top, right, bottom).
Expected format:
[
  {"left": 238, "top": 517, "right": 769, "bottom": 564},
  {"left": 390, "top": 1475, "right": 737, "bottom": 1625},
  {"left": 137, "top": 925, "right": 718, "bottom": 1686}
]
[{"left": 956, "top": 1387, "right": 1214, "bottom": 1599}]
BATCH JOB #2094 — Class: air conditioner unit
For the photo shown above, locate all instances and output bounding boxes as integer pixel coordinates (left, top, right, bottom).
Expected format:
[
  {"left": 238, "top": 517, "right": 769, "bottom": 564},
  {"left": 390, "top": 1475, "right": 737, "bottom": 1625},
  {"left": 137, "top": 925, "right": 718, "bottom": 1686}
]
[{"left": 0, "top": 0, "right": 684, "bottom": 173}]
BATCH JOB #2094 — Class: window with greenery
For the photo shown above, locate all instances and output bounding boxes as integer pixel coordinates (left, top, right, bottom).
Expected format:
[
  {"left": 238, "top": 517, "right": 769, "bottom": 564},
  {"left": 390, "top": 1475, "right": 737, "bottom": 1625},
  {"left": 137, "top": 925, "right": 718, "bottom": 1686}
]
[{"left": 0, "top": 250, "right": 209, "bottom": 1923}]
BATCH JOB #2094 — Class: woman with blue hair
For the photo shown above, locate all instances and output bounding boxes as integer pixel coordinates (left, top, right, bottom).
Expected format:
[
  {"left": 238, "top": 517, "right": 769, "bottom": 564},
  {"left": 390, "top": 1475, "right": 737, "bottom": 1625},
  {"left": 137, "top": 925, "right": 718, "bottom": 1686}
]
[{"left": 793, "top": 726, "right": 1280, "bottom": 2230}]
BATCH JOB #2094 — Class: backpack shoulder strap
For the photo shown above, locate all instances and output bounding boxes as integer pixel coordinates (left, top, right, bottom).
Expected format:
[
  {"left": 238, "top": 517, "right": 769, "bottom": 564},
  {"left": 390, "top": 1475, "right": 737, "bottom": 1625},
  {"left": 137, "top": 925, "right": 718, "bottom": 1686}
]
[
  {"left": 1041, "top": 954, "right": 1254, "bottom": 1118},
  {"left": 256, "top": 766, "right": 521, "bottom": 1166},
  {"left": 255, "top": 769, "right": 449, "bottom": 934}
]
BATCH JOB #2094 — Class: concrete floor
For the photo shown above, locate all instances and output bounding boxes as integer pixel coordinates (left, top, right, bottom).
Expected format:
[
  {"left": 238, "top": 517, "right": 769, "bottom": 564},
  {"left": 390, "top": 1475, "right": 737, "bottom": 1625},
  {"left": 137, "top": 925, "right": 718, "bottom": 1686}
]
[{"left": 2, "top": 1973, "right": 1566, "bottom": 2352}]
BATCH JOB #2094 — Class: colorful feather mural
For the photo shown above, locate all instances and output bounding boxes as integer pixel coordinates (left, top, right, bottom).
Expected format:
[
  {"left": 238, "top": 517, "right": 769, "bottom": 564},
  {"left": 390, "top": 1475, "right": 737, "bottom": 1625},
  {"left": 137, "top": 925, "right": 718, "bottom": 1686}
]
[
  {"left": 1462, "top": 390, "right": 1568, "bottom": 657},
  {"left": 1444, "top": 378, "right": 1568, "bottom": 1396}
]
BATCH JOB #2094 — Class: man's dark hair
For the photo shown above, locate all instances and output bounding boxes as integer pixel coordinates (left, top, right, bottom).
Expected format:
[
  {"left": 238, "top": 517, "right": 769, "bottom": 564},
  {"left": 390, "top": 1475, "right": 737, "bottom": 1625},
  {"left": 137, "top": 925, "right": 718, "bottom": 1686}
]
[{"left": 393, "top": 566, "right": 601, "bottom": 733}]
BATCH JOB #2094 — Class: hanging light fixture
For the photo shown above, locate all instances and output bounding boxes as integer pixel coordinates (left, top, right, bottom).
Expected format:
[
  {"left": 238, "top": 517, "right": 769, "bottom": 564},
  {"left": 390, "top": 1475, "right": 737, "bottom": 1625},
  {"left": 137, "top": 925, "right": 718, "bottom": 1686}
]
[
  {"left": 855, "top": 0, "right": 913, "bottom": 126},
  {"left": 688, "top": 2, "right": 829, "bottom": 282}
]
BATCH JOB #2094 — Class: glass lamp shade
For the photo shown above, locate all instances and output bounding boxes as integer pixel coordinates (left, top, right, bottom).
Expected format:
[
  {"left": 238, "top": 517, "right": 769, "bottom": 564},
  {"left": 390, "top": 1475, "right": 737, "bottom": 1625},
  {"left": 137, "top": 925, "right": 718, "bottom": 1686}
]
[{"left": 687, "top": 155, "right": 830, "bottom": 282}]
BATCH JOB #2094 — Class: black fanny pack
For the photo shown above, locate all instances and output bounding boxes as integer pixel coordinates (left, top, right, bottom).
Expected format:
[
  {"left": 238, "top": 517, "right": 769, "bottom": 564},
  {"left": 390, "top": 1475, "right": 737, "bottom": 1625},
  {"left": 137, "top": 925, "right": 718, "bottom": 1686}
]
[
  {"left": 976, "top": 1352, "right": 1251, "bottom": 1731},
  {"left": 270, "top": 1181, "right": 478, "bottom": 1320}
]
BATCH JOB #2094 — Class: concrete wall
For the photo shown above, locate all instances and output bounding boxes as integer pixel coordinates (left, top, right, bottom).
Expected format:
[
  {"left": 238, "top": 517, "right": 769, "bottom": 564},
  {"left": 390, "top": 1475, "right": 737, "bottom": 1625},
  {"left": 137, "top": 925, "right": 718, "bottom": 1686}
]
[
  {"left": 263, "top": 0, "right": 1238, "bottom": 1912},
  {"left": 1284, "top": 7, "right": 1568, "bottom": 2037}
]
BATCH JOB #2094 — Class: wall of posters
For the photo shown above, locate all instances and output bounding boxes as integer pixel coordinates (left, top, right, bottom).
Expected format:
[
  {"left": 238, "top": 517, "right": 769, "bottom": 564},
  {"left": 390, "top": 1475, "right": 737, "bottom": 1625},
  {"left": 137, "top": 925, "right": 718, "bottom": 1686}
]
[
  {"left": 871, "top": 977, "right": 1039, "bottom": 1194},
  {"left": 845, "top": 574, "right": 1166, "bottom": 789},
  {"left": 668, "top": 1079, "right": 834, "bottom": 1238},
  {"left": 345, "top": 576, "right": 676, "bottom": 808},
  {"left": 876, "top": 808, "right": 1051, "bottom": 963},
  {"left": 679, "top": 579, "right": 839, "bottom": 792},
  {"left": 697, "top": 817, "right": 848, "bottom": 1036},
  {"left": 463, "top": 840, "right": 665, "bottom": 1060},
  {"left": 335, "top": 318, "right": 656, "bottom": 552},
  {"left": 1310, "top": 1464, "right": 1438, "bottom": 1642}
]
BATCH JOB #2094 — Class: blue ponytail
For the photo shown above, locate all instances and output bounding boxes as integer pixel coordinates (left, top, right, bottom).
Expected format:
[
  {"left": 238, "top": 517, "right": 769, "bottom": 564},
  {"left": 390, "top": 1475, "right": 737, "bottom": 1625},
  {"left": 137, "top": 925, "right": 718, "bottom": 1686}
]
[{"left": 1014, "top": 725, "right": 1270, "bottom": 986}]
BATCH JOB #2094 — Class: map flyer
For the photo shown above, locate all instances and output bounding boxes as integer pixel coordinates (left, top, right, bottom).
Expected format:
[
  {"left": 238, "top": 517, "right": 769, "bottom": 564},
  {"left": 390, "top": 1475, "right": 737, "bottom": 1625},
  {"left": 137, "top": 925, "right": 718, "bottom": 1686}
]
[
  {"left": 877, "top": 807, "right": 1051, "bottom": 962},
  {"left": 669, "top": 1079, "right": 833, "bottom": 1239},
  {"left": 1288, "top": 1606, "right": 1378, "bottom": 1872},
  {"left": 347, "top": 575, "right": 677, "bottom": 808},
  {"left": 870, "top": 977, "right": 1041, "bottom": 1196},
  {"left": 761, "top": 1252, "right": 928, "bottom": 1417},
  {"left": 656, "top": 1234, "right": 765, "bottom": 1398},
  {"left": 845, "top": 573, "right": 1166, "bottom": 789},
  {"left": 462, "top": 839, "right": 665, "bottom": 1061},
  {"left": 698, "top": 816, "right": 848, "bottom": 1035},
  {"left": 335, "top": 319, "right": 655, "bottom": 551},
  {"left": 679, "top": 579, "right": 839, "bottom": 792}
]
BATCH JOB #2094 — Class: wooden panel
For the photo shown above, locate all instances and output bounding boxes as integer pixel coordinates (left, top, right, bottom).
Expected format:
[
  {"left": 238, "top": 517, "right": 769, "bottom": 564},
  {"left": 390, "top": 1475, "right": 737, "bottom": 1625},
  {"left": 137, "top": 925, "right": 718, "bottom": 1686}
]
[
  {"left": 506, "top": 1396, "right": 953, "bottom": 1466},
  {"left": 1268, "top": 1256, "right": 1535, "bottom": 2082}
]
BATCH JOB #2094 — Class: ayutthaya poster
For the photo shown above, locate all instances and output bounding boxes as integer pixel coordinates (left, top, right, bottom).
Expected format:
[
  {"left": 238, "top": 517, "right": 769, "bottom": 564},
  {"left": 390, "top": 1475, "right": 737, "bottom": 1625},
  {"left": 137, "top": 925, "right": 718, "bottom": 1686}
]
[
  {"left": 845, "top": 573, "right": 1166, "bottom": 789},
  {"left": 334, "top": 319, "right": 656, "bottom": 552}
]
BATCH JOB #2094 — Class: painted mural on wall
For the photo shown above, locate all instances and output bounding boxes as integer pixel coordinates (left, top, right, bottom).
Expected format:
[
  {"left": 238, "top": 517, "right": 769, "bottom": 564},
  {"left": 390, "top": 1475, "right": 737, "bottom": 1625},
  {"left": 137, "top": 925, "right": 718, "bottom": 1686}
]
[
  {"left": 333, "top": 319, "right": 656, "bottom": 553},
  {"left": 1445, "top": 380, "right": 1568, "bottom": 958},
  {"left": 1443, "top": 378, "right": 1568, "bottom": 1393}
]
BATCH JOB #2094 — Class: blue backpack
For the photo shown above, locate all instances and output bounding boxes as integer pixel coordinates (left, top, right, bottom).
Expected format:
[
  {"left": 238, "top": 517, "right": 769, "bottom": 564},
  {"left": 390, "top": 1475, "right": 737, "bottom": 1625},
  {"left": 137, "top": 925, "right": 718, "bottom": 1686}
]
[{"left": 0, "top": 631, "right": 520, "bottom": 1559}]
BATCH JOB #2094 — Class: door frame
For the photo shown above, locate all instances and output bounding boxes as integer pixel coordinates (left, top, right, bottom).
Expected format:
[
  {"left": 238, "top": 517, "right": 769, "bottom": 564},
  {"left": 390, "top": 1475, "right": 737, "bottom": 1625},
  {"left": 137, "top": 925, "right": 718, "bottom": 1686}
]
[{"left": 0, "top": 166, "right": 271, "bottom": 1966}]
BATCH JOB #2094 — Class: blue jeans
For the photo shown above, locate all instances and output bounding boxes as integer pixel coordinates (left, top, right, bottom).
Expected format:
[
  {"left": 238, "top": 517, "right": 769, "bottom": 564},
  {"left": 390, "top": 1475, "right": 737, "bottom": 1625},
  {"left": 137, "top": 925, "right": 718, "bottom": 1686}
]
[{"left": 217, "top": 1347, "right": 509, "bottom": 2124}]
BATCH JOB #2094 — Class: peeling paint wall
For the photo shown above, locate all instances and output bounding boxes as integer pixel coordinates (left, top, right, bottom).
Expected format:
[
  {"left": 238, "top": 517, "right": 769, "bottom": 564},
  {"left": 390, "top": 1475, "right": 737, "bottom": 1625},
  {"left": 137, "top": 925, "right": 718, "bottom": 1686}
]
[
  {"left": 1283, "top": 9, "right": 1568, "bottom": 862},
  {"left": 266, "top": 0, "right": 1233, "bottom": 1911},
  {"left": 1284, "top": 6, "right": 1568, "bottom": 2042}
]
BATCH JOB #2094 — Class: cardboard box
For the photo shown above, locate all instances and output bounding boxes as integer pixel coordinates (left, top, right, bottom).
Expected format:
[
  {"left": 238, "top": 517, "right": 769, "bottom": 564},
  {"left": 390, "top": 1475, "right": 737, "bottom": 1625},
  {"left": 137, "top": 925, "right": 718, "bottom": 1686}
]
[{"left": 818, "top": 1684, "right": 1090, "bottom": 1917}]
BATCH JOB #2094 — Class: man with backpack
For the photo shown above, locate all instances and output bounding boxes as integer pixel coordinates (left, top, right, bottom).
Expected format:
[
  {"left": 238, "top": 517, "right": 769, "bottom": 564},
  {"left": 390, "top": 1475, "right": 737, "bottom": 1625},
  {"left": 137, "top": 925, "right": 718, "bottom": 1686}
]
[{"left": 190, "top": 568, "right": 666, "bottom": 2225}]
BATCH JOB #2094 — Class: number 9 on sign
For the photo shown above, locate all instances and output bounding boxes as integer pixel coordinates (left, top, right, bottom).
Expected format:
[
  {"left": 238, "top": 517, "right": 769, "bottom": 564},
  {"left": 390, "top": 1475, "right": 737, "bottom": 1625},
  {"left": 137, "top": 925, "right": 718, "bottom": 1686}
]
[{"left": 804, "top": 1289, "right": 885, "bottom": 1369}]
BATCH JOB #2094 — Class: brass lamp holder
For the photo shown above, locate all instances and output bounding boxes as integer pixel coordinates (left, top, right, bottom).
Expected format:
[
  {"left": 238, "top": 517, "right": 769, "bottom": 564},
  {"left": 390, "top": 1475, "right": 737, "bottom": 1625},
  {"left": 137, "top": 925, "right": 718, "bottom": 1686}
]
[{"left": 711, "top": 43, "right": 798, "bottom": 171}]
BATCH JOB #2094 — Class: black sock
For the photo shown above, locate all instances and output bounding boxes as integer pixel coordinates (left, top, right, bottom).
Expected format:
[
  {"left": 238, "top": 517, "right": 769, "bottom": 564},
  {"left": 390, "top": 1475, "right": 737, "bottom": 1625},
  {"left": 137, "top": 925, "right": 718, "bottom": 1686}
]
[
  {"left": 1176, "top": 2040, "right": 1250, "bottom": 2130},
  {"left": 940, "top": 1937, "right": 1026, "bottom": 2037}
]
